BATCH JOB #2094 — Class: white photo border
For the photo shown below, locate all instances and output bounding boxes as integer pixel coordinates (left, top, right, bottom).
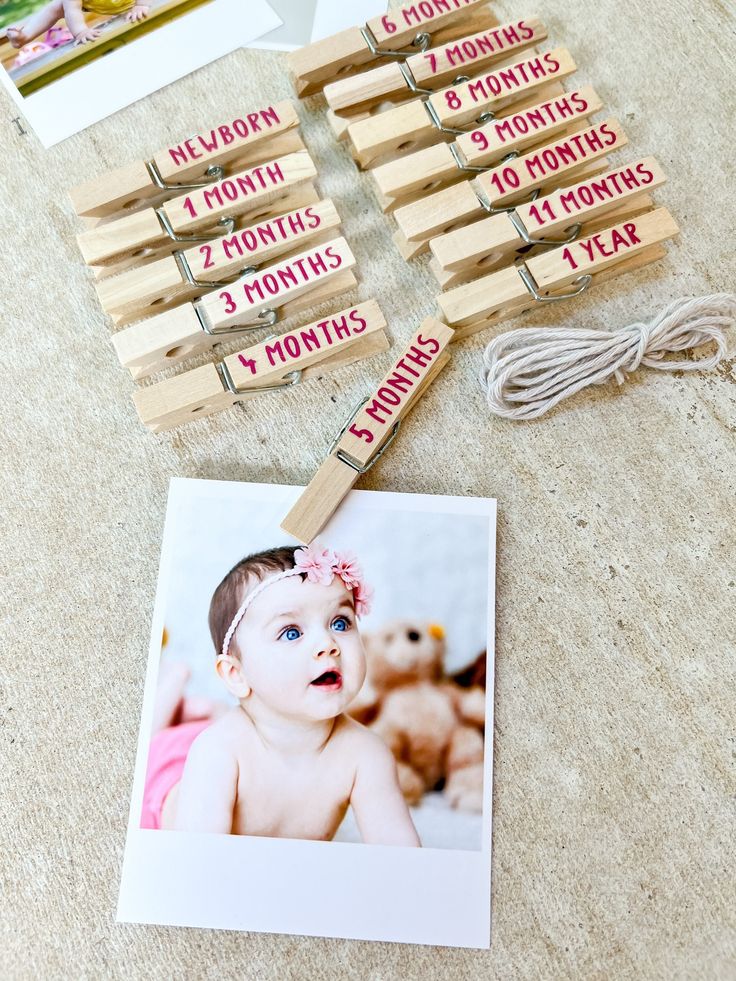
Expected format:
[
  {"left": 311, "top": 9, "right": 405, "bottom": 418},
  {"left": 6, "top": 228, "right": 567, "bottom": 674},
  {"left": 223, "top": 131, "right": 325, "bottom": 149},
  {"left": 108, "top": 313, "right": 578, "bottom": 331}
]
[
  {"left": 0, "top": 0, "right": 281, "bottom": 147},
  {"left": 117, "top": 478, "right": 496, "bottom": 948}
]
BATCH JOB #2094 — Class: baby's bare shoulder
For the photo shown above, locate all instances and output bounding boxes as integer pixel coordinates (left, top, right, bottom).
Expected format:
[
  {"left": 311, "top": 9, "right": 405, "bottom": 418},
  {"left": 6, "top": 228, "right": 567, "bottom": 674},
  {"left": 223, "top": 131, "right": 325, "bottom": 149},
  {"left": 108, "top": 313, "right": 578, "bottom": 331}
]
[
  {"left": 333, "top": 716, "right": 393, "bottom": 763},
  {"left": 189, "top": 708, "right": 248, "bottom": 756}
]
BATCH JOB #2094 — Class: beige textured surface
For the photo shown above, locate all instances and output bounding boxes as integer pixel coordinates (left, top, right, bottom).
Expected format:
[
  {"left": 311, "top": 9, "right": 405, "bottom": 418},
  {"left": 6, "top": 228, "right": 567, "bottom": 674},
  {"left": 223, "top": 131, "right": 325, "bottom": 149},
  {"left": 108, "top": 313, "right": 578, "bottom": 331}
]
[{"left": 1, "top": 1, "right": 735, "bottom": 977}]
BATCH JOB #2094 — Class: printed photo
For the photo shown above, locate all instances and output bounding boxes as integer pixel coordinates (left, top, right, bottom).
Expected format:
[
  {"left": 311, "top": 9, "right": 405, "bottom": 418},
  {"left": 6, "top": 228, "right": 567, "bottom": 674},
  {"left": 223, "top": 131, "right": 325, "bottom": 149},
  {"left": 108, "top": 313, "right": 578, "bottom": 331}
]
[
  {"left": 0, "top": 0, "right": 281, "bottom": 145},
  {"left": 118, "top": 478, "right": 496, "bottom": 947}
]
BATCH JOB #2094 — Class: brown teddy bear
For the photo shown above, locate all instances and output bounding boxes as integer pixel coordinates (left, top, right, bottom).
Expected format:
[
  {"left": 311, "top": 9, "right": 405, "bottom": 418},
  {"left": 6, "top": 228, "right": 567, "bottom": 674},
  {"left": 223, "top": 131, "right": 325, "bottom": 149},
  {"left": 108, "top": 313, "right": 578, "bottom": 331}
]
[{"left": 350, "top": 619, "right": 487, "bottom": 812}]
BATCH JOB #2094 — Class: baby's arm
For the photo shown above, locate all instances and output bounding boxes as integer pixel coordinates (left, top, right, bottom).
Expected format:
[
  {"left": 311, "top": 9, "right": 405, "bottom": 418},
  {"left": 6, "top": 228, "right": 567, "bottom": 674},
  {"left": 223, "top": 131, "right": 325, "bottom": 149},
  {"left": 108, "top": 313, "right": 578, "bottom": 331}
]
[
  {"left": 62, "top": 0, "right": 100, "bottom": 43},
  {"left": 173, "top": 728, "right": 238, "bottom": 834},
  {"left": 350, "top": 734, "right": 421, "bottom": 847}
]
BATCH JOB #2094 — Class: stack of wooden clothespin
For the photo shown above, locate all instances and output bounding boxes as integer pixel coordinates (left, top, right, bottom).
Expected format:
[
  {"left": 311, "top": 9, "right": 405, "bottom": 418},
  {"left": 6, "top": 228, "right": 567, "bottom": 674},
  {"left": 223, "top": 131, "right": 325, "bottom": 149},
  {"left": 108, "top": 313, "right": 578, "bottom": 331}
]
[
  {"left": 69, "top": 100, "right": 392, "bottom": 431},
  {"left": 288, "top": 0, "right": 680, "bottom": 339}
]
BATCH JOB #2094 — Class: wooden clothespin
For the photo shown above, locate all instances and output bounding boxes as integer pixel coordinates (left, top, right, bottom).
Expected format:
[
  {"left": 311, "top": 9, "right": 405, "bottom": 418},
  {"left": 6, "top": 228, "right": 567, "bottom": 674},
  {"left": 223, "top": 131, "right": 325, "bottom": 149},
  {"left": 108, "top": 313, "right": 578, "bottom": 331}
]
[
  {"left": 323, "top": 17, "right": 547, "bottom": 116},
  {"left": 288, "top": 0, "right": 491, "bottom": 98},
  {"left": 429, "top": 156, "right": 667, "bottom": 286},
  {"left": 112, "top": 237, "right": 357, "bottom": 378},
  {"left": 392, "top": 117, "right": 628, "bottom": 258},
  {"left": 371, "top": 85, "right": 602, "bottom": 211},
  {"left": 281, "top": 318, "right": 454, "bottom": 544},
  {"left": 96, "top": 197, "right": 340, "bottom": 326},
  {"left": 69, "top": 101, "right": 302, "bottom": 219},
  {"left": 133, "top": 300, "right": 390, "bottom": 432},
  {"left": 437, "top": 207, "right": 680, "bottom": 338},
  {"left": 76, "top": 150, "right": 318, "bottom": 270},
  {"left": 347, "top": 47, "right": 577, "bottom": 168}
]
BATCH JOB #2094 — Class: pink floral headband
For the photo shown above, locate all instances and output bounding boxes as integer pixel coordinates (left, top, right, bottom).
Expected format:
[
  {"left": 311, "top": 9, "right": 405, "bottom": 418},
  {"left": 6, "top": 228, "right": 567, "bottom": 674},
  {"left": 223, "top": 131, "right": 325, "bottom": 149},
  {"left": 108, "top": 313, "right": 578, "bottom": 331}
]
[{"left": 221, "top": 543, "right": 373, "bottom": 658}]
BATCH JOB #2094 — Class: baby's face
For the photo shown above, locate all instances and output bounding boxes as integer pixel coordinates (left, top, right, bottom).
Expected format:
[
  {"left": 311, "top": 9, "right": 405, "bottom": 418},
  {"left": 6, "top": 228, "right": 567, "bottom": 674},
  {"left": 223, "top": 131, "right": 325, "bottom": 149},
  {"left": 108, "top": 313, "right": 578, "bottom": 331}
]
[{"left": 235, "top": 574, "right": 366, "bottom": 721}]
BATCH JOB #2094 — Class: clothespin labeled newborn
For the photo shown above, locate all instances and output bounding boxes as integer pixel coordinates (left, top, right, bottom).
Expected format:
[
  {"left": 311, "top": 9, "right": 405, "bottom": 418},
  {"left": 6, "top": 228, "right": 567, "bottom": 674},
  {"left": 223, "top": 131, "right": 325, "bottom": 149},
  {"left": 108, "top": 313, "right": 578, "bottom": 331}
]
[
  {"left": 76, "top": 150, "right": 318, "bottom": 270},
  {"left": 69, "top": 101, "right": 302, "bottom": 219},
  {"left": 371, "top": 85, "right": 602, "bottom": 211},
  {"left": 288, "top": 0, "right": 491, "bottom": 97},
  {"left": 96, "top": 197, "right": 341, "bottom": 326},
  {"left": 346, "top": 47, "right": 577, "bottom": 168},
  {"left": 323, "top": 17, "right": 547, "bottom": 117},
  {"left": 392, "top": 117, "right": 628, "bottom": 259},
  {"left": 112, "top": 237, "right": 358, "bottom": 378},
  {"left": 281, "top": 318, "right": 454, "bottom": 544},
  {"left": 437, "top": 207, "right": 680, "bottom": 338},
  {"left": 429, "top": 156, "right": 667, "bottom": 287},
  {"left": 133, "top": 300, "right": 390, "bottom": 432}
]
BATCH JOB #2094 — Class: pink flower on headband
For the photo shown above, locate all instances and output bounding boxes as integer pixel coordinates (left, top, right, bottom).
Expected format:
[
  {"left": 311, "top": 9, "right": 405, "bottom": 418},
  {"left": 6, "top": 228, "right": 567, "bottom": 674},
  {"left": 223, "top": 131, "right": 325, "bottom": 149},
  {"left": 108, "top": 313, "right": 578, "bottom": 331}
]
[
  {"left": 293, "top": 542, "right": 373, "bottom": 616},
  {"left": 353, "top": 580, "right": 374, "bottom": 618},
  {"left": 294, "top": 543, "right": 335, "bottom": 585},
  {"left": 332, "top": 551, "right": 363, "bottom": 589}
]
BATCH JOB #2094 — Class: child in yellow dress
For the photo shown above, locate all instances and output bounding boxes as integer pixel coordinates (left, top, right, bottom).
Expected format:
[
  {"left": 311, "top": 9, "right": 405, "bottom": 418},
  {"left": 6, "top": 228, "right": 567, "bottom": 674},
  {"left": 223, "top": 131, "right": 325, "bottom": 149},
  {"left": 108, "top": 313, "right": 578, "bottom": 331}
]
[{"left": 7, "top": 0, "right": 150, "bottom": 47}]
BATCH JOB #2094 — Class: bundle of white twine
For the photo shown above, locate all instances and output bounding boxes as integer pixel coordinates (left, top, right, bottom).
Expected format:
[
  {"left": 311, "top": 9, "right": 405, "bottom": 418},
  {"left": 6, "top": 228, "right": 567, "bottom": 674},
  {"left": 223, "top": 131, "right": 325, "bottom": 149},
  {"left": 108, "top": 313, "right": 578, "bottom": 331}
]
[{"left": 479, "top": 294, "right": 736, "bottom": 420}]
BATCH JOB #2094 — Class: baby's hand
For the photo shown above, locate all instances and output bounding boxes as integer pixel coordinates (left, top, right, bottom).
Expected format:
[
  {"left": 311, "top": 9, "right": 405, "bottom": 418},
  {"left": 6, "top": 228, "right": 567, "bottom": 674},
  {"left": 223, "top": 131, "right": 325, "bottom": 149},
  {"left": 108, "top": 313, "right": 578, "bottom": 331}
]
[
  {"left": 74, "top": 28, "right": 101, "bottom": 44},
  {"left": 126, "top": 4, "right": 150, "bottom": 21}
]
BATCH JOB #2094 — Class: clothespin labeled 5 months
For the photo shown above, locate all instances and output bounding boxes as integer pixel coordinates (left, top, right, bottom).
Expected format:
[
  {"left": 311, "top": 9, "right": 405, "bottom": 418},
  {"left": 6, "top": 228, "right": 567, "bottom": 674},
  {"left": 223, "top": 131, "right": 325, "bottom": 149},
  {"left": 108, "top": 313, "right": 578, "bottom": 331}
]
[
  {"left": 113, "top": 237, "right": 358, "bottom": 378},
  {"left": 133, "top": 301, "right": 390, "bottom": 432},
  {"left": 69, "top": 100, "right": 302, "bottom": 219},
  {"left": 281, "top": 318, "right": 454, "bottom": 544}
]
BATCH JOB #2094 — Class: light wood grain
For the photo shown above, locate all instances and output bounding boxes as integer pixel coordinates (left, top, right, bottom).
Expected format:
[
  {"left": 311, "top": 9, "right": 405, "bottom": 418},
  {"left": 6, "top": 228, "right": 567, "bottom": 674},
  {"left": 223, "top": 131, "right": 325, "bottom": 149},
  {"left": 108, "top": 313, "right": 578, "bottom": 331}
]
[
  {"left": 324, "top": 16, "right": 546, "bottom": 114},
  {"left": 369, "top": 81, "right": 581, "bottom": 209},
  {"left": 428, "top": 157, "right": 667, "bottom": 280},
  {"left": 69, "top": 100, "right": 300, "bottom": 218},
  {"left": 76, "top": 150, "right": 317, "bottom": 267},
  {"left": 280, "top": 318, "right": 453, "bottom": 543},
  {"left": 134, "top": 300, "right": 390, "bottom": 431},
  {"left": 96, "top": 198, "right": 340, "bottom": 323},
  {"left": 438, "top": 207, "right": 679, "bottom": 333},
  {"left": 114, "top": 264, "right": 358, "bottom": 379}
]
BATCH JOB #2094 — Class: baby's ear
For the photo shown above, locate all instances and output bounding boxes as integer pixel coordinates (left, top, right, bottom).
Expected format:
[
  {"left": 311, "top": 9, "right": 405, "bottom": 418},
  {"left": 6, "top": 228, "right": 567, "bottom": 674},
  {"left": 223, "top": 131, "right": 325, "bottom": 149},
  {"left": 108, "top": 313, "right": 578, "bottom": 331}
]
[{"left": 216, "top": 654, "right": 251, "bottom": 699}]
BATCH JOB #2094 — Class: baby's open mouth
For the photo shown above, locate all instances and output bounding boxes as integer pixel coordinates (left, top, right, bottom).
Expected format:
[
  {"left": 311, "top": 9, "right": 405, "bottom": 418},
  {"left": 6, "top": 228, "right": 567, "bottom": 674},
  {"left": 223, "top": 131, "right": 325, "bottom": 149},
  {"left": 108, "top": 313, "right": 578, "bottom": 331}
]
[{"left": 310, "top": 669, "right": 343, "bottom": 691}]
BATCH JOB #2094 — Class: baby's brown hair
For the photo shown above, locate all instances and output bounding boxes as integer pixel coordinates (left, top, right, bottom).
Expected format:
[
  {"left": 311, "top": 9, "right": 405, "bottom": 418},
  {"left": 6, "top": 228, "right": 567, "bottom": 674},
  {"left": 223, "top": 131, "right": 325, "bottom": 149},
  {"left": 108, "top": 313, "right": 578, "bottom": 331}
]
[{"left": 209, "top": 546, "right": 300, "bottom": 659}]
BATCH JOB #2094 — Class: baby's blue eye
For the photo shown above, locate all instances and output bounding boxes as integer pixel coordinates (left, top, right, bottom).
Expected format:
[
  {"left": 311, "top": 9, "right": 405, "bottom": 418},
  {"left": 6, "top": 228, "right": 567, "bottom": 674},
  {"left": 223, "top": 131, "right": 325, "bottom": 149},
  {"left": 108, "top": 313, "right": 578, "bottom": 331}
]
[
  {"left": 332, "top": 616, "right": 350, "bottom": 632},
  {"left": 280, "top": 626, "right": 302, "bottom": 641}
]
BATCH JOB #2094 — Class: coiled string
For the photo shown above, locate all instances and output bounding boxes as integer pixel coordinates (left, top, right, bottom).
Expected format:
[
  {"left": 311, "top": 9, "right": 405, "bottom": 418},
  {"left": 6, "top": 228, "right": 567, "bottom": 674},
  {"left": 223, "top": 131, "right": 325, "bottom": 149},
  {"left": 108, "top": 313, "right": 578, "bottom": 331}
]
[{"left": 478, "top": 294, "right": 736, "bottom": 420}]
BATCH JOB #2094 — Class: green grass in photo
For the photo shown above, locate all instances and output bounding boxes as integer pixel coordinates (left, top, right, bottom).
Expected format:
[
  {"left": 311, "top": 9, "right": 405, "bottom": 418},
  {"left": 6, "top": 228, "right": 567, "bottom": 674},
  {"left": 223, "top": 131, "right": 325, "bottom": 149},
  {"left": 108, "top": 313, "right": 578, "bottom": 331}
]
[{"left": 0, "top": 1, "right": 50, "bottom": 31}]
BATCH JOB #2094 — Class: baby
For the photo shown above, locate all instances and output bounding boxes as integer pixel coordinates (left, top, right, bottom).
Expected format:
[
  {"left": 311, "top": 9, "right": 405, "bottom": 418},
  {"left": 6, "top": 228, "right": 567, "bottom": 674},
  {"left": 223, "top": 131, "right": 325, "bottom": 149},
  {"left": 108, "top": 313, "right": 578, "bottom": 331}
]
[
  {"left": 7, "top": 0, "right": 150, "bottom": 48},
  {"left": 142, "top": 543, "right": 421, "bottom": 847}
]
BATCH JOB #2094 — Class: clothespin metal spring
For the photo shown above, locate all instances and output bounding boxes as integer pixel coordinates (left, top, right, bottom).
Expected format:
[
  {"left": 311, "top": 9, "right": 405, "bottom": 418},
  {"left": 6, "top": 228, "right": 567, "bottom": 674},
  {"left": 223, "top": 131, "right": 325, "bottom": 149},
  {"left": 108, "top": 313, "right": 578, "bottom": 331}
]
[
  {"left": 516, "top": 263, "right": 592, "bottom": 304},
  {"left": 146, "top": 160, "right": 225, "bottom": 192},
  {"left": 156, "top": 209, "right": 236, "bottom": 244},
  {"left": 360, "top": 25, "right": 431, "bottom": 60},
  {"left": 327, "top": 396, "right": 401, "bottom": 474}
]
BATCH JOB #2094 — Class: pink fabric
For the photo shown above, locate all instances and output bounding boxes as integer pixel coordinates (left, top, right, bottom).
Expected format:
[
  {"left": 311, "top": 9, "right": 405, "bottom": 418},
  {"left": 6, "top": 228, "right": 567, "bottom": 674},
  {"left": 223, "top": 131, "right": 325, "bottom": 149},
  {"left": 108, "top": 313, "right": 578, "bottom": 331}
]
[{"left": 140, "top": 720, "right": 211, "bottom": 829}]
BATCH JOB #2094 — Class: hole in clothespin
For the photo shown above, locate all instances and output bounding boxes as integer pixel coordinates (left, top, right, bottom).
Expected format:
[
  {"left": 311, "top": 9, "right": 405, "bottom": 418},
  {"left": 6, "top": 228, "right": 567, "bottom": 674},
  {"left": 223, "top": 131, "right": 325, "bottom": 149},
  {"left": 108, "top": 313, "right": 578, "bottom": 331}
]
[
  {"left": 150, "top": 294, "right": 177, "bottom": 308},
  {"left": 165, "top": 345, "right": 191, "bottom": 359},
  {"left": 397, "top": 140, "right": 416, "bottom": 152},
  {"left": 122, "top": 198, "right": 144, "bottom": 211},
  {"left": 422, "top": 180, "right": 441, "bottom": 192},
  {"left": 132, "top": 247, "right": 155, "bottom": 258},
  {"left": 477, "top": 251, "right": 502, "bottom": 269}
]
